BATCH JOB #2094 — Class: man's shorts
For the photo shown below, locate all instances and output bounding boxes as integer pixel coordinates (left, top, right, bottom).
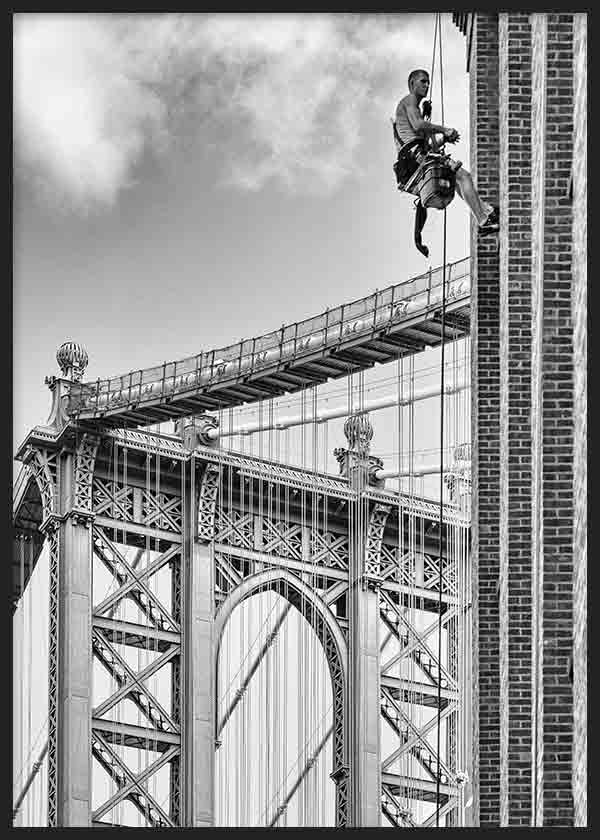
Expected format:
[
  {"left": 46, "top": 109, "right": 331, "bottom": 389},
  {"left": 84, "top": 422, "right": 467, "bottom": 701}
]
[{"left": 393, "top": 141, "right": 426, "bottom": 189}]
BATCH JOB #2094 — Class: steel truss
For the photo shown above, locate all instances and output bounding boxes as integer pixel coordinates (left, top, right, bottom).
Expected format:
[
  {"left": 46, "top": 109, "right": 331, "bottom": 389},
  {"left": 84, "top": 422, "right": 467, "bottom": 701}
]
[{"left": 13, "top": 425, "right": 470, "bottom": 827}]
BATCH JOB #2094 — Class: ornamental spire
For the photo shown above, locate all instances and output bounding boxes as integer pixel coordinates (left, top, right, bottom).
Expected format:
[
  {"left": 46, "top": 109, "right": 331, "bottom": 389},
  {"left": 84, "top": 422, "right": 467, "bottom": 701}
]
[{"left": 56, "top": 341, "right": 89, "bottom": 382}]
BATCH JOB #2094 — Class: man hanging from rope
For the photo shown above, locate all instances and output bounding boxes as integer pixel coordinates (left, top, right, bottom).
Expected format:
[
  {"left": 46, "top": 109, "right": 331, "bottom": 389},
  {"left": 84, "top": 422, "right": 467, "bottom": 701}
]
[{"left": 394, "top": 69, "right": 499, "bottom": 235}]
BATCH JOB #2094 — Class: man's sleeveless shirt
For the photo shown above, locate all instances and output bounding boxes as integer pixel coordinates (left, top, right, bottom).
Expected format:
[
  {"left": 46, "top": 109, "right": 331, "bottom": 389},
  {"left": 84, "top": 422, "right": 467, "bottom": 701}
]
[{"left": 394, "top": 97, "right": 419, "bottom": 147}]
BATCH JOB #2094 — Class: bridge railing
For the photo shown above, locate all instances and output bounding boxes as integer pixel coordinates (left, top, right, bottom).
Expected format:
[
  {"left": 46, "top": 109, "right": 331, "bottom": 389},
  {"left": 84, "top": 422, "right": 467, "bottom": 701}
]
[{"left": 68, "top": 257, "right": 470, "bottom": 417}]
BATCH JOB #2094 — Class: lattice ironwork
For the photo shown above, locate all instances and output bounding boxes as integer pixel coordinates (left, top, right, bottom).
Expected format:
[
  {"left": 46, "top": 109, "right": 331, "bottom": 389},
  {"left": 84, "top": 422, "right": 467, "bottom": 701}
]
[
  {"left": 380, "top": 685, "right": 454, "bottom": 785},
  {"left": 23, "top": 423, "right": 467, "bottom": 828},
  {"left": 170, "top": 556, "right": 182, "bottom": 824},
  {"left": 378, "top": 544, "right": 458, "bottom": 597},
  {"left": 378, "top": 584, "right": 459, "bottom": 825},
  {"left": 21, "top": 444, "right": 62, "bottom": 825},
  {"left": 92, "top": 629, "right": 180, "bottom": 732},
  {"left": 423, "top": 553, "right": 457, "bottom": 595},
  {"left": 141, "top": 488, "right": 182, "bottom": 533},
  {"left": 365, "top": 504, "right": 392, "bottom": 580},
  {"left": 198, "top": 464, "right": 221, "bottom": 541},
  {"left": 92, "top": 479, "right": 182, "bottom": 533},
  {"left": 93, "top": 526, "right": 181, "bottom": 632},
  {"left": 93, "top": 479, "right": 133, "bottom": 522},
  {"left": 379, "top": 545, "right": 421, "bottom": 587},
  {"left": 214, "top": 509, "right": 254, "bottom": 550},
  {"left": 91, "top": 500, "right": 182, "bottom": 826},
  {"left": 23, "top": 446, "right": 58, "bottom": 524},
  {"left": 262, "top": 518, "right": 303, "bottom": 560},
  {"left": 106, "top": 428, "right": 469, "bottom": 525},
  {"left": 310, "top": 530, "right": 349, "bottom": 570},
  {"left": 382, "top": 783, "right": 417, "bottom": 827},
  {"left": 74, "top": 434, "right": 100, "bottom": 513},
  {"left": 91, "top": 734, "right": 178, "bottom": 827},
  {"left": 379, "top": 590, "right": 457, "bottom": 693},
  {"left": 45, "top": 522, "right": 60, "bottom": 826}
]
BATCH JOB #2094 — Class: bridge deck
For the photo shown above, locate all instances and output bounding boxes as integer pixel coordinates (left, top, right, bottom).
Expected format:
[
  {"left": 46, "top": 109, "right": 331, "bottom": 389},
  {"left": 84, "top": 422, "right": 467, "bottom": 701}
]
[{"left": 68, "top": 258, "right": 470, "bottom": 429}]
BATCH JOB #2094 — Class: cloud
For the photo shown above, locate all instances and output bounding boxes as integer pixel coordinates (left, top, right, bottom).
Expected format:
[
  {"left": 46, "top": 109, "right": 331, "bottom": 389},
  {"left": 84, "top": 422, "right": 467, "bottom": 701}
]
[{"left": 13, "top": 12, "right": 446, "bottom": 209}]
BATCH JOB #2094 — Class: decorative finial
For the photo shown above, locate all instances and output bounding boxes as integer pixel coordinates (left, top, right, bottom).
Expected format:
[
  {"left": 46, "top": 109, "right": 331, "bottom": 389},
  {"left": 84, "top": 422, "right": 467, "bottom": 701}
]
[
  {"left": 343, "top": 411, "right": 373, "bottom": 456},
  {"left": 445, "top": 441, "right": 472, "bottom": 512},
  {"left": 453, "top": 442, "right": 471, "bottom": 463},
  {"left": 56, "top": 341, "right": 89, "bottom": 382}
]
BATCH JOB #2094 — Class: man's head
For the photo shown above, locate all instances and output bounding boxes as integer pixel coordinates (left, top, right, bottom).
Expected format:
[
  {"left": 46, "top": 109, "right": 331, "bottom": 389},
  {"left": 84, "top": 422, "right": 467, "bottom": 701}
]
[{"left": 408, "top": 69, "right": 430, "bottom": 100}]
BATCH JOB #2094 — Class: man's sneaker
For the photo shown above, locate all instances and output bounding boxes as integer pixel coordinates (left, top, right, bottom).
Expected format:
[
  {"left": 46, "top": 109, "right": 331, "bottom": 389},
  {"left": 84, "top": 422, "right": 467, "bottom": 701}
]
[{"left": 478, "top": 205, "right": 499, "bottom": 236}]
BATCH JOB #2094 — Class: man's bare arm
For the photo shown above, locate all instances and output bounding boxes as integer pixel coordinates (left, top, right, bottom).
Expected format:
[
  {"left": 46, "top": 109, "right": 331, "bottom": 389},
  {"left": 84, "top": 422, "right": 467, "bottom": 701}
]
[{"left": 403, "top": 99, "right": 457, "bottom": 141}]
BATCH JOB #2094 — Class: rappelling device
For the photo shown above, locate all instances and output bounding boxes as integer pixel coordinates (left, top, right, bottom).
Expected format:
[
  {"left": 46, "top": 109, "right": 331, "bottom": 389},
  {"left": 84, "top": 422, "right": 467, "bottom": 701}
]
[{"left": 392, "top": 116, "right": 457, "bottom": 259}]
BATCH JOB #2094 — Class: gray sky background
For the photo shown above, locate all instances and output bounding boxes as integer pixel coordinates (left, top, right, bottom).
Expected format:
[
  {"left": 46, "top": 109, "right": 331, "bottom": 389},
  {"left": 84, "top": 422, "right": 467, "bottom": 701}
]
[{"left": 13, "top": 12, "right": 471, "bottom": 452}]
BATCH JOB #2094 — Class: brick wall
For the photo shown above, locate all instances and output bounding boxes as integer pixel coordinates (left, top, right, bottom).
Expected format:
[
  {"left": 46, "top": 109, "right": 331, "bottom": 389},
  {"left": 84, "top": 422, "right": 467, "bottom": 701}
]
[
  {"left": 540, "top": 14, "right": 574, "bottom": 826},
  {"left": 456, "top": 10, "right": 586, "bottom": 827},
  {"left": 530, "top": 14, "right": 546, "bottom": 824},
  {"left": 466, "top": 12, "right": 501, "bottom": 826},
  {"left": 498, "top": 12, "right": 533, "bottom": 827},
  {"left": 571, "top": 13, "right": 587, "bottom": 828}
]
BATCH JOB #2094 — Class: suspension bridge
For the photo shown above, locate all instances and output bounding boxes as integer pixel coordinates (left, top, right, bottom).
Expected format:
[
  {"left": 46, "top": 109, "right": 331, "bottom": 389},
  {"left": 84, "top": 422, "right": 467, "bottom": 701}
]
[{"left": 13, "top": 256, "right": 473, "bottom": 827}]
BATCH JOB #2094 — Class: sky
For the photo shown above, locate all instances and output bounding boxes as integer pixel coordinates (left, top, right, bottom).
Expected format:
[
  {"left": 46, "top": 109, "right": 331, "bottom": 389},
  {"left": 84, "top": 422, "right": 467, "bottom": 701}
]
[{"left": 13, "top": 12, "right": 471, "bottom": 455}]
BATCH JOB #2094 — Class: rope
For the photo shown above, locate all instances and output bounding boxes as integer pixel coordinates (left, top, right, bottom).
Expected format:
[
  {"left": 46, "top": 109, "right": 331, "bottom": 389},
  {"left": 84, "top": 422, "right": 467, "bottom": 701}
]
[
  {"left": 428, "top": 14, "right": 439, "bottom": 110},
  {"left": 430, "top": 11, "right": 447, "bottom": 828}
]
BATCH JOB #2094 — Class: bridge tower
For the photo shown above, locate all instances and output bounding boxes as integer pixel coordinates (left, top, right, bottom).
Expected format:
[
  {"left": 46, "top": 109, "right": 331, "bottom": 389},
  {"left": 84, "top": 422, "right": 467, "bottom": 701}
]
[{"left": 13, "top": 286, "right": 472, "bottom": 827}]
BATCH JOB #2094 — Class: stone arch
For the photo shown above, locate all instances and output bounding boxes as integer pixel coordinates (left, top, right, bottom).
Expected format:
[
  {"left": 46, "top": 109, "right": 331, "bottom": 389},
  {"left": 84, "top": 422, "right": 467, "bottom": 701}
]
[{"left": 214, "top": 568, "right": 349, "bottom": 826}]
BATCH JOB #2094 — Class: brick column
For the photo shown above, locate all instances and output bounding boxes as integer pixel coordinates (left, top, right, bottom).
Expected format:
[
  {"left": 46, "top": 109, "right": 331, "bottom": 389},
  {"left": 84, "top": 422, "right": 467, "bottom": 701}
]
[
  {"left": 459, "top": 11, "right": 582, "bottom": 828},
  {"left": 532, "top": 12, "right": 575, "bottom": 827},
  {"left": 498, "top": 12, "right": 533, "bottom": 826},
  {"left": 530, "top": 14, "right": 546, "bottom": 824},
  {"left": 571, "top": 12, "right": 587, "bottom": 828},
  {"left": 540, "top": 14, "right": 574, "bottom": 826},
  {"left": 468, "top": 13, "right": 501, "bottom": 826}
]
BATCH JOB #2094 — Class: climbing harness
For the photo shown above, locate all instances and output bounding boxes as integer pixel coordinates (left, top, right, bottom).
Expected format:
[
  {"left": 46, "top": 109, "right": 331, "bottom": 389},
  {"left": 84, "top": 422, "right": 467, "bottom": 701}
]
[
  {"left": 392, "top": 16, "right": 458, "bottom": 258},
  {"left": 392, "top": 131, "right": 457, "bottom": 259}
]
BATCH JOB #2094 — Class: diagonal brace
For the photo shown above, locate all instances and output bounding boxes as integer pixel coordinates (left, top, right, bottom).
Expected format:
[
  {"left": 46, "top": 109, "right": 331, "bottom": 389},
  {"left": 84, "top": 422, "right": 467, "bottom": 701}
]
[
  {"left": 218, "top": 604, "right": 291, "bottom": 735},
  {"left": 269, "top": 725, "right": 333, "bottom": 826},
  {"left": 91, "top": 732, "right": 175, "bottom": 826},
  {"left": 381, "top": 607, "right": 457, "bottom": 674},
  {"left": 92, "top": 630, "right": 179, "bottom": 732},
  {"left": 93, "top": 529, "right": 179, "bottom": 630},
  {"left": 381, "top": 696, "right": 455, "bottom": 774}
]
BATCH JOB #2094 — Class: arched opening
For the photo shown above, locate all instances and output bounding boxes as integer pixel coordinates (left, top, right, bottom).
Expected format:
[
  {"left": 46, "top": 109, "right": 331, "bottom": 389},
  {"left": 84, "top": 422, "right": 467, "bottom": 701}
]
[
  {"left": 12, "top": 468, "right": 50, "bottom": 826},
  {"left": 214, "top": 570, "right": 347, "bottom": 827}
]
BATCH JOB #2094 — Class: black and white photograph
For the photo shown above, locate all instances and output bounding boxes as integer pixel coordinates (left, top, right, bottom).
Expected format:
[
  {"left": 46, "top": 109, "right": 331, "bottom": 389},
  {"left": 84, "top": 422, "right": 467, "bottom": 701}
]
[{"left": 11, "top": 11, "right": 588, "bottom": 828}]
